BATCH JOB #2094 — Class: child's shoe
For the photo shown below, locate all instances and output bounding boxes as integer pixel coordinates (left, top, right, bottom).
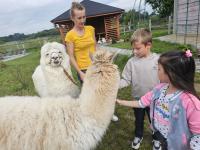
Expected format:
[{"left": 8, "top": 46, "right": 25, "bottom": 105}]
[
  {"left": 131, "top": 137, "right": 143, "bottom": 149},
  {"left": 152, "top": 140, "right": 161, "bottom": 150},
  {"left": 111, "top": 114, "right": 119, "bottom": 122}
]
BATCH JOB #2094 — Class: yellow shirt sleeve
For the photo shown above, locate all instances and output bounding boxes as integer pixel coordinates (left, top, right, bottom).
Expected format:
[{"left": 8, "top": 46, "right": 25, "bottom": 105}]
[
  {"left": 89, "top": 26, "right": 95, "bottom": 37},
  {"left": 65, "top": 31, "right": 73, "bottom": 43}
]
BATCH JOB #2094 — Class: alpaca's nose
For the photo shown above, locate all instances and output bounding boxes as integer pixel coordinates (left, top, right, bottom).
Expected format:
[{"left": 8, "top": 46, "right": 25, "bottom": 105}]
[
  {"left": 51, "top": 52, "right": 59, "bottom": 60},
  {"left": 52, "top": 56, "right": 58, "bottom": 60}
]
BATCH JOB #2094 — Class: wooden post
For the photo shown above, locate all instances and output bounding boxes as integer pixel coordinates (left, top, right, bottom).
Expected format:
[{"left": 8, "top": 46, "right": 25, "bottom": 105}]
[
  {"left": 104, "top": 17, "right": 108, "bottom": 41},
  {"left": 149, "top": 19, "right": 151, "bottom": 31},
  {"left": 168, "top": 15, "right": 172, "bottom": 34},
  {"left": 116, "top": 15, "right": 120, "bottom": 40},
  {"left": 173, "top": 0, "right": 177, "bottom": 34}
]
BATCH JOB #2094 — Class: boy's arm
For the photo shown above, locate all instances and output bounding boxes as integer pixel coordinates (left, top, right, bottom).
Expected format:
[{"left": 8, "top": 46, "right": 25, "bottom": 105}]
[{"left": 119, "top": 60, "right": 132, "bottom": 89}]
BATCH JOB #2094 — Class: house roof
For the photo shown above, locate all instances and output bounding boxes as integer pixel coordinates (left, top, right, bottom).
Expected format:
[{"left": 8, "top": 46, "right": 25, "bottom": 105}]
[{"left": 51, "top": 0, "right": 124, "bottom": 23}]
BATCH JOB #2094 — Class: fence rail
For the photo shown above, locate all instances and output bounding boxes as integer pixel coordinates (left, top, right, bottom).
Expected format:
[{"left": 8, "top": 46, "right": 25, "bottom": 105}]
[{"left": 0, "top": 36, "right": 61, "bottom": 54}]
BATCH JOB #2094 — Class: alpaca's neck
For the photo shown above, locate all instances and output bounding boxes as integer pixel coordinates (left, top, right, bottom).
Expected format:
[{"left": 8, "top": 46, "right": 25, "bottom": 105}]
[
  {"left": 80, "top": 76, "right": 119, "bottom": 123},
  {"left": 42, "top": 65, "right": 73, "bottom": 86},
  {"left": 43, "top": 65, "right": 62, "bottom": 73},
  {"left": 42, "top": 65, "right": 72, "bottom": 76}
]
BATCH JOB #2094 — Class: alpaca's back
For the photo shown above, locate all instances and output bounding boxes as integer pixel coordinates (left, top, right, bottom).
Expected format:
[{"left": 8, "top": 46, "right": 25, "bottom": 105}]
[
  {"left": 0, "top": 96, "right": 80, "bottom": 150},
  {"left": 0, "top": 96, "right": 104, "bottom": 150},
  {"left": 0, "top": 96, "right": 43, "bottom": 150}
]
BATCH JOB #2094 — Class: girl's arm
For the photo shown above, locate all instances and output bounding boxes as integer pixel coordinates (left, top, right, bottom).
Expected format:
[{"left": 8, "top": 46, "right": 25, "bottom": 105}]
[
  {"left": 116, "top": 99, "right": 141, "bottom": 108},
  {"left": 183, "top": 95, "right": 200, "bottom": 149},
  {"left": 116, "top": 88, "right": 154, "bottom": 108}
]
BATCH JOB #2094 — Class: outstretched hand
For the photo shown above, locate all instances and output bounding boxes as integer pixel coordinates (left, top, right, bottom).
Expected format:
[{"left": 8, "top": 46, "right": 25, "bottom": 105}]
[
  {"left": 79, "top": 71, "right": 85, "bottom": 81},
  {"left": 116, "top": 99, "right": 122, "bottom": 105},
  {"left": 116, "top": 99, "right": 140, "bottom": 108}
]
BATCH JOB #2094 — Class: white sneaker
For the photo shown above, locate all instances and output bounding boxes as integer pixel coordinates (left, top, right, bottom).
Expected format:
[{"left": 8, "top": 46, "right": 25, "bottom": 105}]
[
  {"left": 111, "top": 115, "right": 119, "bottom": 122},
  {"left": 132, "top": 137, "right": 143, "bottom": 149},
  {"left": 152, "top": 140, "right": 161, "bottom": 150}
]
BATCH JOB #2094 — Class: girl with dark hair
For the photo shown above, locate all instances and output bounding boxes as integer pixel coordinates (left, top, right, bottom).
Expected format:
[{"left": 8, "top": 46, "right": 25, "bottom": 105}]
[{"left": 117, "top": 50, "right": 200, "bottom": 150}]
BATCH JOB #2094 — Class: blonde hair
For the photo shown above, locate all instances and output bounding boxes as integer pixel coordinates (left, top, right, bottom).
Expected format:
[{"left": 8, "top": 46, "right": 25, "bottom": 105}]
[
  {"left": 130, "top": 28, "right": 152, "bottom": 45},
  {"left": 70, "top": 2, "right": 85, "bottom": 18}
]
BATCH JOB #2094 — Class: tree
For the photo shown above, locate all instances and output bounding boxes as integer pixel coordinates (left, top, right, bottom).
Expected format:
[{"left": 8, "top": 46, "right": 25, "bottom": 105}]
[
  {"left": 146, "top": 0, "right": 174, "bottom": 18},
  {"left": 0, "top": 28, "right": 59, "bottom": 42},
  {"left": 120, "top": 9, "right": 149, "bottom": 25}
]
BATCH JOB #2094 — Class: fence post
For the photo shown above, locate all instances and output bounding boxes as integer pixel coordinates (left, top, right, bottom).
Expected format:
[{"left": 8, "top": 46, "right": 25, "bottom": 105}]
[
  {"left": 22, "top": 44, "right": 25, "bottom": 50},
  {"left": 16, "top": 41, "right": 19, "bottom": 49},
  {"left": 168, "top": 15, "right": 172, "bottom": 34},
  {"left": 173, "top": 0, "right": 177, "bottom": 34},
  {"left": 149, "top": 19, "right": 152, "bottom": 31},
  {"left": 123, "top": 26, "right": 125, "bottom": 35}
]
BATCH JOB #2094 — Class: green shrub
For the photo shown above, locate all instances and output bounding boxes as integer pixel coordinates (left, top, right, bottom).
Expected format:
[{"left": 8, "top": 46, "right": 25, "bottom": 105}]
[{"left": 0, "top": 61, "right": 7, "bottom": 70}]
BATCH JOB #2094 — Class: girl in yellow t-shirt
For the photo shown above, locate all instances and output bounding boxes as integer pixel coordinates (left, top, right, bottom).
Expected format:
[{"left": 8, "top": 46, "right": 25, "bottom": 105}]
[{"left": 65, "top": 2, "right": 96, "bottom": 84}]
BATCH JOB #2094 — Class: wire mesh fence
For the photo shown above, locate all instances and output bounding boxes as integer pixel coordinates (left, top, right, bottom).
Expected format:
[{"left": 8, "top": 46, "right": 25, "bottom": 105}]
[{"left": 174, "top": 0, "right": 200, "bottom": 49}]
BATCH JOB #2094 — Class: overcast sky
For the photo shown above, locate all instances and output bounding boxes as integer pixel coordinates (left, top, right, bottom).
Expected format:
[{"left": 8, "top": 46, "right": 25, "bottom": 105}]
[{"left": 0, "top": 0, "right": 153, "bottom": 37}]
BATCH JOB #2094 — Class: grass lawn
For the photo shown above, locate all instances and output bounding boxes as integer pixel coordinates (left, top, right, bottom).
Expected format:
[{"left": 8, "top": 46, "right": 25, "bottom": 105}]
[
  {"left": 110, "top": 39, "right": 196, "bottom": 55},
  {"left": 0, "top": 36, "right": 200, "bottom": 149}
]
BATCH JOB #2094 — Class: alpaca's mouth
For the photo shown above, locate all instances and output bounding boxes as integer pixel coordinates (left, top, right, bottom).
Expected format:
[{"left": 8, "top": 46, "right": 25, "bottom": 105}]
[
  {"left": 49, "top": 59, "right": 62, "bottom": 67},
  {"left": 53, "top": 60, "right": 60, "bottom": 64}
]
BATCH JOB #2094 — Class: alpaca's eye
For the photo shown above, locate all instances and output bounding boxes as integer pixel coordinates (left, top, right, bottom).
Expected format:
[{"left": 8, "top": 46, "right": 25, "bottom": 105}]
[
  {"left": 58, "top": 51, "right": 62, "bottom": 54},
  {"left": 46, "top": 53, "right": 49, "bottom": 56}
]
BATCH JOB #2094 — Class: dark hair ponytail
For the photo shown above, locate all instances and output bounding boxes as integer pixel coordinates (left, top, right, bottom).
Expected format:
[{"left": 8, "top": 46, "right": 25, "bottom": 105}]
[{"left": 158, "top": 50, "right": 199, "bottom": 99}]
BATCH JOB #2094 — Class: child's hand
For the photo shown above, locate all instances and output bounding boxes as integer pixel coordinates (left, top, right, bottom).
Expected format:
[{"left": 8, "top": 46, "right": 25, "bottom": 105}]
[
  {"left": 116, "top": 99, "right": 122, "bottom": 105},
  {"left": 116, "top": 99, "right": 140, "bottom": 108}
]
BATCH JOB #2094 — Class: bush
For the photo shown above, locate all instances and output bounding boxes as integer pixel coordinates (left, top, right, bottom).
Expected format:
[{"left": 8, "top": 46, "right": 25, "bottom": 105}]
[
  {"left": 121, "top": 32, "right": 133, "bottom": 42},
  {"left": 112, "top": 38, "right": 117, "bottom": 44},
  {"left": 0, "top": 61, "right": 7, "bottom": 69}
]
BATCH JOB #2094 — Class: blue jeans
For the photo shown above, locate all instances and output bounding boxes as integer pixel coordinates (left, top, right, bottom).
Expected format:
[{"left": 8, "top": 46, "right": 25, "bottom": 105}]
[{"left": 133, "top": 107, "right": 150, "bottom": 138}]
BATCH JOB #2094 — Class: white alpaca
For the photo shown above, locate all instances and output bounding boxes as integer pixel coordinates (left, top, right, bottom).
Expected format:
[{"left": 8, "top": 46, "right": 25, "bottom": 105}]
[
  {"left": 32, "top": 42, "right": 80, "bottom": 98},
  {"left": 0, "top": 50, "right": 120, "bottom": 150}
]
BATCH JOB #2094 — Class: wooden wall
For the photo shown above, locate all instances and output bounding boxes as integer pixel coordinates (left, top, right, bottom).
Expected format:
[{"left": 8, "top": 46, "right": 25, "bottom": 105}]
[{"left": 104, "top": 14, "right": 120, "bottom": 41}]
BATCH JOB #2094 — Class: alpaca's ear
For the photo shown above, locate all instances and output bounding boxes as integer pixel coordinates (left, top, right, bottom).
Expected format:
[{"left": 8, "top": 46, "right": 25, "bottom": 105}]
[
  {"left": 109, "top": 51, "right": 119, "bottom": 63},
  {"left": 107, "top": 49, "right": 121, "bottom": 63},
  {"left": 40, "top": 42, "right": 51, "bottom": 65},
  {"left": 93, "top": 49, "right": 119, "bottom": 63}
]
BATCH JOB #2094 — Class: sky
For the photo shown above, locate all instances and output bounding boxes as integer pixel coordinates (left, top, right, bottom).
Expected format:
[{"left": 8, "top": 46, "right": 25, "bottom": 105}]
[{"left": 0, "top": 0, "right": 153, "bottom": 37}]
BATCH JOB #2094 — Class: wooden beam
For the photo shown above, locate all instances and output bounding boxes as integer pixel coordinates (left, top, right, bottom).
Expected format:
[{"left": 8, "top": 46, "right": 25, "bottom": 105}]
[
  {"left": 116, "top": 15, "right": 120, "bottom": 40},
  {"left": 104, "top": 17, "right": 108, "bottom": 40}
]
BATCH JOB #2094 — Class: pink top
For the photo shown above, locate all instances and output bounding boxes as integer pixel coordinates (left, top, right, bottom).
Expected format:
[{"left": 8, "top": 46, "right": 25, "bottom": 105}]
[{"left": 140, "top": 84, "right": 200, "bottom": 134}]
